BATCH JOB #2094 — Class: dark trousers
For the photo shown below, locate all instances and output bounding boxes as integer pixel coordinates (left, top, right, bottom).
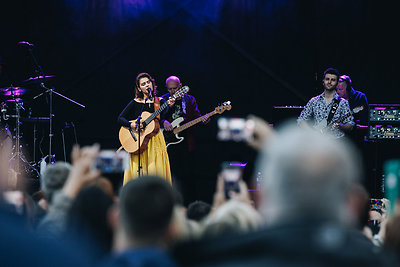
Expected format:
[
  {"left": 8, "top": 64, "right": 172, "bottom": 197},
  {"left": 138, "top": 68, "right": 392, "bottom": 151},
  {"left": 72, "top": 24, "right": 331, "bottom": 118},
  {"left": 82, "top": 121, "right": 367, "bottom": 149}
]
[{"left": 168, "top": 140, "right": 197, "bottom": 206}]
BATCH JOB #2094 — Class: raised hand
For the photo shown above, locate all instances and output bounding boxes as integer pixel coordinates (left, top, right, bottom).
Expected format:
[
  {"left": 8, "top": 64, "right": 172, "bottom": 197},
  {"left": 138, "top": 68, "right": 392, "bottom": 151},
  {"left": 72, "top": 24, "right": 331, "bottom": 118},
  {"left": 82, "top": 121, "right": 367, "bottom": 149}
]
[{"left": 63, "top": 144, "right": 101, "bottom": 198}]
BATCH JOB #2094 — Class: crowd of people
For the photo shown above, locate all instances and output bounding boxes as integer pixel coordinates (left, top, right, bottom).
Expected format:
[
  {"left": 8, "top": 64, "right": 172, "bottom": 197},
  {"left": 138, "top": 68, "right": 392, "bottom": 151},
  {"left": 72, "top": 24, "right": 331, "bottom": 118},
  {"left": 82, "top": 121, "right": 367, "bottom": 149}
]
[
  {"left": 1, "top": 117, "right": 400, "bottom": 266},
  {"left": 1, "top": 68, "right": 400, "bottom": 266}
]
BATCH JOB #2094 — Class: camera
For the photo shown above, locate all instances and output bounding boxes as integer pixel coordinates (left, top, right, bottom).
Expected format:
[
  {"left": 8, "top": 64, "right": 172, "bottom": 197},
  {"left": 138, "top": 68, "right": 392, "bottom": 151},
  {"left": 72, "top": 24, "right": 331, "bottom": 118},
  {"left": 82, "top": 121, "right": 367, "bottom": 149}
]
[
  {"left": 93, "top": 150, "right": 128, "bottom": 173},
  {"left": 217, "top": 117, "right": 254, "bottom": 142}
]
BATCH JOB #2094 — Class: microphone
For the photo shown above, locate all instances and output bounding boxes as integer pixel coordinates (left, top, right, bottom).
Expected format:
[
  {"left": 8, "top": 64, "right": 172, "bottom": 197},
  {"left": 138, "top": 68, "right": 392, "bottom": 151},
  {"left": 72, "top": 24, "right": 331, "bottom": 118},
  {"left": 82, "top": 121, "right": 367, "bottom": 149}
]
[
  {"left": 147, "top": 88, "right": 153, "bottom": 100},
  {"left": 18, "top": 41, "right": 34, "bottom": 48}
]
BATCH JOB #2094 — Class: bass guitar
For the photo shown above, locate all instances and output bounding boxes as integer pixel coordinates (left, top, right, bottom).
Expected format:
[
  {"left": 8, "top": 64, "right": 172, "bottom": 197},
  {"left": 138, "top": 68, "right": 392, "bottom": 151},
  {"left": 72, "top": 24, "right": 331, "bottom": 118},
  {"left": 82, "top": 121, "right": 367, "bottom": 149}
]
[
  {"left": 315, "top": 106, "right": 364, "bottom": 134},
  {"left": 118, "top": 86, "right": 189, "bottom": 154},
  {"left": 162, "top": 101, "right": 232, "bottom": 148}
]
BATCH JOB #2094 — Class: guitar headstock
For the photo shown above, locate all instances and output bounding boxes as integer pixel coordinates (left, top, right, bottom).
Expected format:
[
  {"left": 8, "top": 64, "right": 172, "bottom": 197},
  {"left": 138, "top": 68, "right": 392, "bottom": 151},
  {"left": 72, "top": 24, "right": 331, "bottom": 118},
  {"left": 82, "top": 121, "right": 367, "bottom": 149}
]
[
  {"left": 353, "top": 106, "right": 364, "bottom": 114},
  {"left": 171, "top": 86, "right": 189, "bottom": 100},
  {"left": 215, "top": 101, "right": 232, "bottom": 114}
]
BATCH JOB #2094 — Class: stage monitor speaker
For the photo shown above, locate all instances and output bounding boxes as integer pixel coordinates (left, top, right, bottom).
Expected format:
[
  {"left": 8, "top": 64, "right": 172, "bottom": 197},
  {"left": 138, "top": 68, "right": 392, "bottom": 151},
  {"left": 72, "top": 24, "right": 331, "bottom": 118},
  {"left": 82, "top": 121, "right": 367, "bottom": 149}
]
[
  {"left": 369, "top": 104, "right": 400, "bottom": 122},
  {"left": 369, "top": 125, "right": 400, "bottom": 140}
]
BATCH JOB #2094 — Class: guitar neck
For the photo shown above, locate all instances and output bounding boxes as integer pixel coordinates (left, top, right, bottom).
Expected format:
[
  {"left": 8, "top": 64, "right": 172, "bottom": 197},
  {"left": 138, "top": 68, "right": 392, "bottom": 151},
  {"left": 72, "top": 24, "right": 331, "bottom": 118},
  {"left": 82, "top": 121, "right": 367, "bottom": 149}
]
[
  {"left": 333, "top": 111, "right": 352, "bottom": 125},
  {"left": 144, "top": 101, "right": 169, "bottom": 125},
  {"left": 173, "top": 111, "right": 216, "bottom": 134}
]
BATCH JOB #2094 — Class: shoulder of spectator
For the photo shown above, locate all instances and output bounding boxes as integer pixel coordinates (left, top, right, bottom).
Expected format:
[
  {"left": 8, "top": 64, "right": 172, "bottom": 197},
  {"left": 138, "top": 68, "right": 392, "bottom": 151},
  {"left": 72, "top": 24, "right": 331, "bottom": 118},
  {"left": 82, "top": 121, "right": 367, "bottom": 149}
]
[
  {"left": 37, "top": 192, "right": 73, "bottom": 238},
  {"left": 51, "top": 192, "right": 74, "bottom": 210},
  {"left": 41, "top": 192, "right": 73, "bottom": 222}
]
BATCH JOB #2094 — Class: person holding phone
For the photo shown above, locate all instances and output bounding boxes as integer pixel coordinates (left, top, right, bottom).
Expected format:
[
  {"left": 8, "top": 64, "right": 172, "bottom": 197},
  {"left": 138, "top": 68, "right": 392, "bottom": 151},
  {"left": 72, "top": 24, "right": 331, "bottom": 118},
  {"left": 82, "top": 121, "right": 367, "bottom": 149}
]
[
  {"left": 219, "top": 162, "right": 244, "bottom": 200},
  {"left": 211, "top": 163, "right": 252, "bottom": 212},
  {"left": 172, "top": 123, "right": 396, "bottom": 266},
  {"left": 118, "top": 73, "right": 171, "bottom": 185}
]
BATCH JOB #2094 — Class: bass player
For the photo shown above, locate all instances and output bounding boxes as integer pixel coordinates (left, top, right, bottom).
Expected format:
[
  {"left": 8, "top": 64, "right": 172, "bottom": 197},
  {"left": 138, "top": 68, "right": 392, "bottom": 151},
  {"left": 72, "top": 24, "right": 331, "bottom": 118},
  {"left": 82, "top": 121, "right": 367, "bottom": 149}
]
[{"left": 161, "top": 75, "right": 209, "bottom": 205}]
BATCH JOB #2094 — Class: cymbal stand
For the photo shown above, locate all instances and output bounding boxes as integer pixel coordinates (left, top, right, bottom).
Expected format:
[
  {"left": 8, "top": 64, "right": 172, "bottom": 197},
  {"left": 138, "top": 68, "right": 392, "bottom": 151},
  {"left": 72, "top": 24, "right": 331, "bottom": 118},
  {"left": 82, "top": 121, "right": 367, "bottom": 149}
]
[
  {"left": 26, "top": 44, "right": 86, "bottom": 164},
  {"left": 33, "top": 83, "right": 86, "bottom": 164},
  {"left": 8, "top": 92, "right": 40, "bottom": 178}
]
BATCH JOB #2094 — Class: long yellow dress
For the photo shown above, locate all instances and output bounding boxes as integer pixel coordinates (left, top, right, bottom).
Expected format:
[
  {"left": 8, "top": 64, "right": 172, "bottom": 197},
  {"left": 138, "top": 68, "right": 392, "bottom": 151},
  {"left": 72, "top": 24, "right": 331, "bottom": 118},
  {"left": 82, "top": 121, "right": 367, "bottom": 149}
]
[
  {"left": 123, "top": 129, "right": 172, "bottom": 185},
  {"left": 118, "top": 98, "right": 172, "bottom": 185}
]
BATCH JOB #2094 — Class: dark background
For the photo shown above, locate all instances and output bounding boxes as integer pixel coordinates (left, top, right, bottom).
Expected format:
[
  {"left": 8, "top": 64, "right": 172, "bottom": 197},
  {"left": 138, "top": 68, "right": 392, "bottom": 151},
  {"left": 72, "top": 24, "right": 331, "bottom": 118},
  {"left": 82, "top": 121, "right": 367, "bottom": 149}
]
[{"left": 1, "top": 0, "right": 398, "bottom": 201}]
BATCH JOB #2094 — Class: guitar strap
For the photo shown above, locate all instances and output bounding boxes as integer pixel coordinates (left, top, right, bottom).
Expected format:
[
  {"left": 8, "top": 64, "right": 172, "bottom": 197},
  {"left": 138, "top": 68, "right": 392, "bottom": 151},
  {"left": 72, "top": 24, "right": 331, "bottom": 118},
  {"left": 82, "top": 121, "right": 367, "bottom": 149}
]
[
  {"left": 327, "top": 98, "right": 341, "bottom": 125},
  {"left": 154, "top": 96, "right": 161, "bottom": 121}
]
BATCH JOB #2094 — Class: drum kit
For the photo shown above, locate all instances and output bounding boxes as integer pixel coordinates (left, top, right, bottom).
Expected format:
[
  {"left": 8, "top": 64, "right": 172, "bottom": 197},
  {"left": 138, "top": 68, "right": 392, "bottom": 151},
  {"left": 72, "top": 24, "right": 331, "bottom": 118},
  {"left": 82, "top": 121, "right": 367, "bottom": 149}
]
[
  {"left": 0, "top": 76, "right": 53, "bottom": 180},
  {"left": 1, "top": 45, "right": 86, "bottom": 183}
]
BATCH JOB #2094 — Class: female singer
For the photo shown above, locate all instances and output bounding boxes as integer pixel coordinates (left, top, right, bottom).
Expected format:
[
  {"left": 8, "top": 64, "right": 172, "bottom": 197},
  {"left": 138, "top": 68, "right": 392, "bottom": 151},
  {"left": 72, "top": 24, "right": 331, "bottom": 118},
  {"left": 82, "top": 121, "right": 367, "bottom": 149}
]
[{"left": 118, "top": 73, "right": 171, "bottom": 185}]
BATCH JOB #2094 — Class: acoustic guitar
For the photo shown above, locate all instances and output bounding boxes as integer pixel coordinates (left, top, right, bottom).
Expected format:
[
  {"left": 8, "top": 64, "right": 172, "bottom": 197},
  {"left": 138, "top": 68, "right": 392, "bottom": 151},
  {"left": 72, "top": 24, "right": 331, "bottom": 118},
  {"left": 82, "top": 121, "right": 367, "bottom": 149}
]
[
  {"left": 118, "top": 86, "right": 189, "bottom": 154},
  {"left": 162, "top": 101, "right": 231, "bottom": 148}
]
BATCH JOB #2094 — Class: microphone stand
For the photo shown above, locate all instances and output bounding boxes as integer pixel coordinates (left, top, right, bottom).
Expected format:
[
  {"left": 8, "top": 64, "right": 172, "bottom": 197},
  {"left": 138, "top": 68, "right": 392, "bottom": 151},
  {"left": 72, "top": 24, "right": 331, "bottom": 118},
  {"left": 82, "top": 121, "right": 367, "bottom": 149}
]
[{"left": 135, "top": 96, "right": 150, "bottom": 177}]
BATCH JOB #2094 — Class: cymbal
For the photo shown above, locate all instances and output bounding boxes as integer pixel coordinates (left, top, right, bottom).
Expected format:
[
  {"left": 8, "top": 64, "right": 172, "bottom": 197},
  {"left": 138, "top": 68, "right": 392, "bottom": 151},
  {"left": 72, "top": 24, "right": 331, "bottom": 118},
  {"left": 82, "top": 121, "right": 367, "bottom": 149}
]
[
  {"left": 0, "top": 87, "right": 28, "bottom": 96},
  {"left": 5, "top": 98, "right": 23, "bottom": 102},
  {"left": 21, "top": 75, "right": 55, "bottom": 85}
]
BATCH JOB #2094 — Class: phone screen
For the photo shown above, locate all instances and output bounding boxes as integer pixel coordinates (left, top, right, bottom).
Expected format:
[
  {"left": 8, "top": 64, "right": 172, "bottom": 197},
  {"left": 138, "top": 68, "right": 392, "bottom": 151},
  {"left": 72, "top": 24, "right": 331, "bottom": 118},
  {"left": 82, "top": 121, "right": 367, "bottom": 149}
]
[
  {"left": 93, "top": 150, "right": 128, "bottom": 173},
  {"left": 217, "top": 117, "right": 255, "bottom": 142},
  {"left": 220, "top": 162, "right": 245, "bottom": 199},
  {"left": 222, "top": 168, "right": 242, "bottom": 182}
]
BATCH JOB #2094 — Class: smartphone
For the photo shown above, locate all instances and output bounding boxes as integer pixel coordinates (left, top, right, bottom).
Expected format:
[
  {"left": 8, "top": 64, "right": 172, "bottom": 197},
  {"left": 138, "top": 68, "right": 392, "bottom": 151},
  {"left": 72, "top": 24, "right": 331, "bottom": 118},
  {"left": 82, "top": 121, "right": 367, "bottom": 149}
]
[
  {"left": 217, "top": 117, "right": 255, "bottom": 142},
  {"left": 93, "top": 150, "right": 129, "bottom": 173},
  {"left": 384, "top": 159, "right": 400, "bottom": 216},
  {"left": 220, "top": 162, "right": 245, "bottom": 199}
]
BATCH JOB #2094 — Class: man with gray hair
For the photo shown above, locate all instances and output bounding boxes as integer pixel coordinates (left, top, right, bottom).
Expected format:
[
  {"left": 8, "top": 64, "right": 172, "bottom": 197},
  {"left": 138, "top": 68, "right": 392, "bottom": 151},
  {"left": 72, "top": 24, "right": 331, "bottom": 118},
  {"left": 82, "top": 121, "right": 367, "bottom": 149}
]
[
  {"left": 37, "top": 145, "right": 101, "bottom": 238},
  {"left": 40, "top": 162, "right": 71, "bottom": 206},
  {"left": 172, "top": 122, "right": 396, "bottom": 266},
  {"left": 37, "top": 162, "right": 72, "bottom": 237},
  {"left": 259, "top": 123, "right": 360, "bottom": 226}
]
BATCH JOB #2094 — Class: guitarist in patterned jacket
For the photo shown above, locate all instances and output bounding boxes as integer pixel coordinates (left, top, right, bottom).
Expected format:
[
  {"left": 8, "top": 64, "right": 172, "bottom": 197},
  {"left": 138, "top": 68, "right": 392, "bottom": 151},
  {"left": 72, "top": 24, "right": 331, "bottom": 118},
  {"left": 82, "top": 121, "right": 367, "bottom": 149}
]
[
  {"left": 161, "top": 75, "right": 209, "bottom": 205},
  {"left": 297, "top": 68, "right": 354, "bottom": 138}
]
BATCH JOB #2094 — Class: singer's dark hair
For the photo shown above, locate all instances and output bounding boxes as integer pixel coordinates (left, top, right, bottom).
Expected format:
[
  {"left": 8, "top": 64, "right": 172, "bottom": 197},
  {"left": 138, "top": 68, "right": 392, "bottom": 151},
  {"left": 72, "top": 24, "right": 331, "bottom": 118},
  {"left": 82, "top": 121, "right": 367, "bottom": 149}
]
[{"left": 134, "top": 72, "right": 158, "bottom": 99}]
